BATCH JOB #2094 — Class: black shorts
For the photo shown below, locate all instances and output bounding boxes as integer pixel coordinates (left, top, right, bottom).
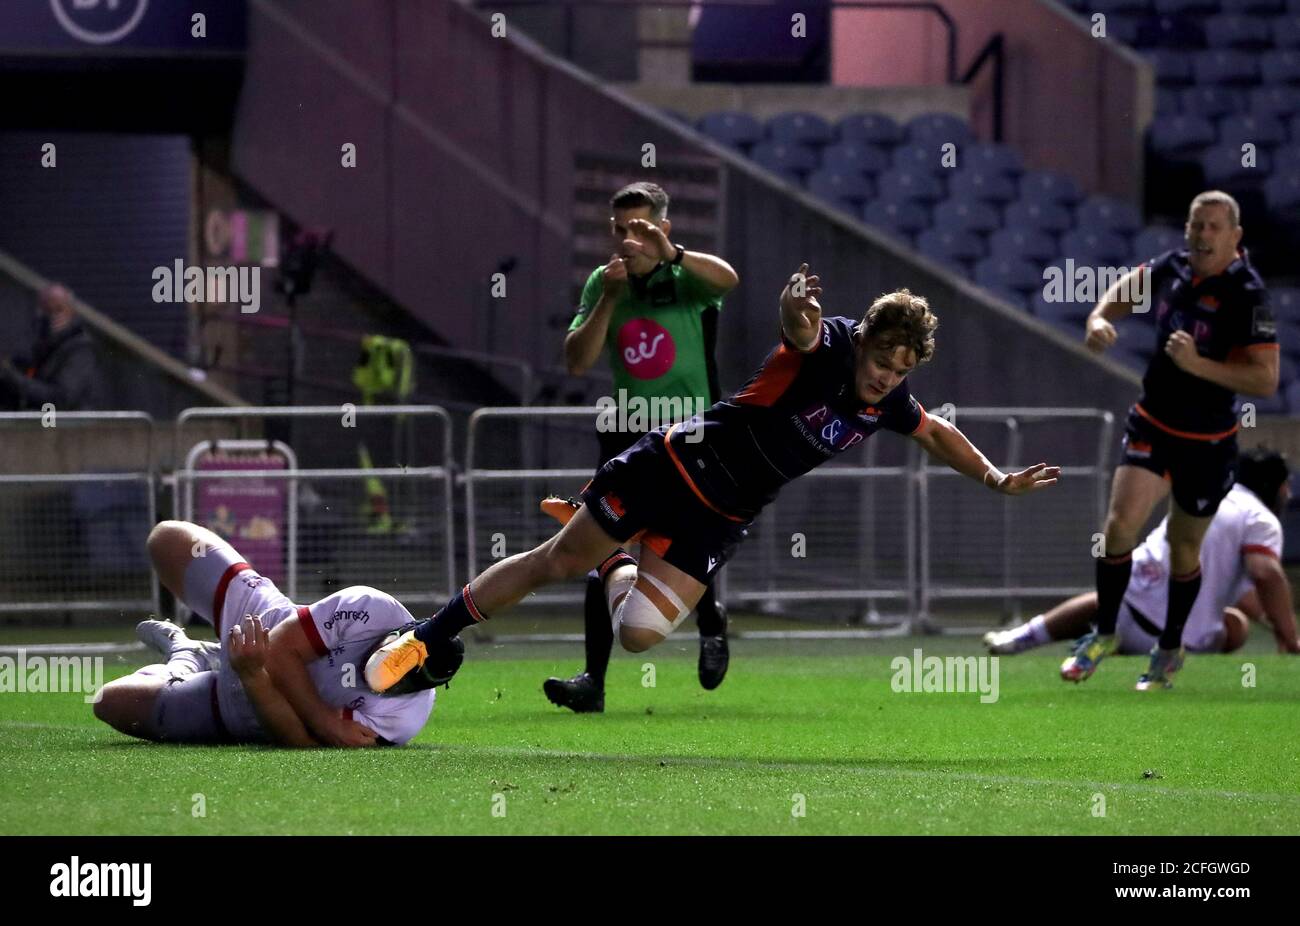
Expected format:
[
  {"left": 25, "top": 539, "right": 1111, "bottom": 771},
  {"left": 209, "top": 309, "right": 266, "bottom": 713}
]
[
  {"left": 1119, "top": 407, "right": 1237, "bottom": 518},
  {"left": 581, "top": 430, "right": 750, "bottom": 585}
]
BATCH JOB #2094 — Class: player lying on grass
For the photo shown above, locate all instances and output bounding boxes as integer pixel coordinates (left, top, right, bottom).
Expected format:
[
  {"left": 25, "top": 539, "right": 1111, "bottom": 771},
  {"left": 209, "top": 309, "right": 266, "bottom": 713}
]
[
  {"left": 93, "top": 520, "right": 447, "bottom": 747},
  {"left": 364, "top": 264, "right": 1061, "bottom": 693},
  {"left": 986, "top": 446, "right": 1299, "bottom": 657}
]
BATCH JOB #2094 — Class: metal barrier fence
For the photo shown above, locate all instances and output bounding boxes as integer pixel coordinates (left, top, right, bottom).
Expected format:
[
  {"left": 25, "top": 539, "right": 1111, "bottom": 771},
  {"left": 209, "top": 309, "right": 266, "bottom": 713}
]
[
  {"left": 174, "top": 406, "right": 456, "bottom": 614},
  {"left": 0, "top": 411, "right": 159, "bottom": 618}
]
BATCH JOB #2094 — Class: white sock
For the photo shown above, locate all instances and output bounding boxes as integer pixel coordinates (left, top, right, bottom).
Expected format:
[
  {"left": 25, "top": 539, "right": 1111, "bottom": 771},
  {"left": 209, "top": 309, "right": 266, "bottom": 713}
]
[{"left": 1026, "top": 614, "right": 1051, "bottom": 645}]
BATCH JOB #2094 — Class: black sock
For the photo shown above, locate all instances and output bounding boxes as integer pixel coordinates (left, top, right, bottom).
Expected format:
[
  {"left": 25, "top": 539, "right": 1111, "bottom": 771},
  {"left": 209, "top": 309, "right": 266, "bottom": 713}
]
[
  {"left": 414, "top": 584, "right": 484, "bottom": 644},
  {"left": 1160, "top": 567, "right": 1202, "bottom": 650},
  {"left": 1095, "top": 551, "right": 1133, "bottom": 636},
  {"left": 582, "top": 572, "right": 613, "bottom": 685},
  {"left": 695, "top": 581, "right": 726, "bottom": 637}
]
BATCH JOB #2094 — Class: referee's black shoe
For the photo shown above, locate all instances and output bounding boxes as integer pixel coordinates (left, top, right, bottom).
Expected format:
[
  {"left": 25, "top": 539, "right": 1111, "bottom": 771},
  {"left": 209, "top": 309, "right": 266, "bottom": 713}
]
[{"left": 543, "top": 671, "right": 605, "bottom": 713}]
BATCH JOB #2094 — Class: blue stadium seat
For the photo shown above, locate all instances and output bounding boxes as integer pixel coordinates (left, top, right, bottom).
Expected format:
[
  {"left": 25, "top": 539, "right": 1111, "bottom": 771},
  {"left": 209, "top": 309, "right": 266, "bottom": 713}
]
[
  {"left": 1274, "top": 16, "right": 1300, "bottom": 47},
  {"left": 1149, "top": 114, "right": 1217, "bottom": 155},
  {"left": 1289, "top": 112, "right": 1300, "bottom": 141},
  {"left": 820, "top": 142, "right": 891, "bottom": 175},
  {"left": 1263, "top": 170, "right": 1300, "bottom": 215},
  {"left": 947, "top": 168, "right": 1019, "bottom": 204},
  {"left": 1204, "top": 14, "right": 1273, "bottom": 48},
  {"left": 916, "top": 228, "right": 984, "bottom": 269},
  {"left": 1180, "top": 85, "right": 1244, "bottom": 119},
  {"left": 863, "top": 197, "right": 930, "bottom": 239},
  {"left": 932, "top": 199, "right": 1002, "bottom": 234},
  {"left": 1019, "top": 170, "right": 1084, "bottom": 206},
  {"left": 1217, "top": 113, "right": 1288, "bottom": 148},
  {"left": 1030, "top": 282, "right": 1092, "bottom": 325},
  {"left": 982, "top": 285, "right": 1033, "bottom": 310},
  {"left": 961, "top": 142, "right": 1024, "bottom": 176},
  {"left": 1261, "top": 49, "right": 1300, "bottom": 83},
  {"left": 1154, "top": 0, "right": 1223, "bottom": 13},
  {"left": 1221, "top": 0, "right": 1284, "bottom": 12},
  {"left": 1105, "top": 14, "right": 1145, "bottom": 45},
  {"left": 807, "top": 168, "right": 875, "bottom": 206},
  {"left": 987, "top": 227, "right": 1059, "bottom": 263},
  {"left": 1004, "top": 199, "right": 1074, "bottom": 234},
  {"left": 1200, "top": 143, "right": 1272, "bottom": 185},
  {"left": 1060, "top": 227, "right": 1133, "bottom": 264},
  {"left": 1133, "top": 225, "right": 1186, "bottom": 260},
  {"left": 1092, "top": 0, "right": 1151, "bottom": 13},
  {"left": 750, "top": 140, "right": 819, "bottom": 177},
  {"left": 1150, "top": 49, "right": 1196, "bottom": 86},
  {"left": 1247, "top": 85, "right": 1300, "bottom": 119},
  {"left": 875, "top": 167, "right": 945, "bottom": 203},
  {"left": 891, "top": 142, "right": 947, "bottom": 174},
  {"left": 1076, "top": 195, "right": 1145, "bottom": 236},
  {"left": 767, "top": 111, "right": 834, "bottom": 147},
  {"left": 697, "top": 111, "right": 763, "bottom": 149},
  {"left": 1273, "top": 286, "right": 1300, "bottom": 317},
  {"left": 1139, "top": 15, "right": 1208, "bottom": 48},
  {"left": 975, "top": 256, "right": 1044, "bottom": 295},
  {"left": 836, "top": 112, "right": 904, "bottom": 146},
  {"left": 1196, "top": 49, "right": 1260, "bottom": 85},
  {"left": 1156, "top": 89, "right": 1182, "bottom": 116},
  {"left": 905, "top": 112, "right": 972, "bottom": 146}
]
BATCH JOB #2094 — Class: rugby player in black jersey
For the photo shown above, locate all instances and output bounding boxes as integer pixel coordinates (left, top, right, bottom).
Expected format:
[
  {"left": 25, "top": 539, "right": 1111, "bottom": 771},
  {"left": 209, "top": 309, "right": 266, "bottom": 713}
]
[
  {"left": 1062, "top": 191, "right": 1279, "bottom": 690},
  {"left": 364, "top": 264, "right": 1061, "bottom": 692}
]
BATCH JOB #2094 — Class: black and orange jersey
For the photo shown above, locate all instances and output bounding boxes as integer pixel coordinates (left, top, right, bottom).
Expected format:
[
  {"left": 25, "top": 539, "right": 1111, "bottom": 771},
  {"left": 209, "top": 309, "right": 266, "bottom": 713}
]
[
  {"left": 662, "top": 315, "right": 927, "bottom": 519},
  {"left": 1135, "top": 248, "right": 1277, "bottom": 439}
]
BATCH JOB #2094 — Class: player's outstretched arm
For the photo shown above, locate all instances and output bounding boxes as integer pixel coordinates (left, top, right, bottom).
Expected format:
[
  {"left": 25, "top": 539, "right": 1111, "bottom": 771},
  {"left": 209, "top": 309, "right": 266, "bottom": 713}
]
[
  {"left": 229, "top": 614, "right": 323, "bottom": 748},
  {"left": 911, "top": 415, "right": 1060, "bottom": 495},
  {"left": 779, "top": 262, "right": 822, "bottom": 352},
  {"left": 1244, "top": 552, "right": 1300, "bottom": 653},
  {"left": 623, "top": 218, "right": 739, "bottom": 294},
  {"left": 1083, "top": 267, "right": 1145, "bottom": 353},
  {"left": 265, "top": 617, "right": 379, "bottom": 748}
]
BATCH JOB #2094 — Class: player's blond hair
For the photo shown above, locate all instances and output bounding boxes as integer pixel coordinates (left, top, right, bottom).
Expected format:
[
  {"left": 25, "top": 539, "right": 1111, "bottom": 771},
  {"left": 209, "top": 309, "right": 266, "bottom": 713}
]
[
  {"left": 859, "top": 289, "right": 938, "bottom": 363},
  {"left": 1189, "top": 190, "right": 1240, "bottom": 227}
]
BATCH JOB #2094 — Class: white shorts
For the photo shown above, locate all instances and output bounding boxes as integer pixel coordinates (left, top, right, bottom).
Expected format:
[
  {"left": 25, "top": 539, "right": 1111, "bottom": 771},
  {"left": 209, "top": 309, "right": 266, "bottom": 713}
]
[{"left": 1116, "top": 600, "right": 1225, "bottom": 655}]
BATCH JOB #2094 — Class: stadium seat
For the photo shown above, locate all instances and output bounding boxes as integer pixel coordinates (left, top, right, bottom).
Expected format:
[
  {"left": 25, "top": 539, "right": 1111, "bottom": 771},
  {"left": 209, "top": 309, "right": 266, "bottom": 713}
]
[
  {"left": 1264, "top": 171, "right": 1300, "bottom": 215},
  {"left": 1289, "top": 112, "right": 1300, "bottom": 141},
  {"left": 947, "top": 167, "right": 1019, "bottom": 204},
  {"left": 982, "top": 285, "right": 1032, "bottom": 310},
  {"left": 1217, "top": 113, "right": 1288, "bottom": 148},
  {"left": 1019, "top": 170, "right": 1084, "bottom": 206},
  {"left": 807, "top": 168, "right": 875, "bottom": 206},
  {"left": 905, "top": 112, "right": 972, "bottom": 146},
  {"left": 767, "top": 111, "right": 834, "bottom": 147},
  {"left": 1196, "top": 49, "right": 1260, "bottom": 85},
  {"left": 1004, "top": 199, "right": 1074, "bottom": 234},
  {"left": 975, "top": 256, "right": 1043, "bottom": 295},
  {"left": 1274, "top": 16, "right": 1300, "bottom": 47},
  {"left": 1060, "top": 227, "right": 1133, "bottom": 264},
  {"left": 1150, "top": 49, "right": 1196, "bottom": 86},
  {"left": 916, "top": 228, "right": 985, "bottom": 269},
  {"left": 1180, "top": 85, "right": 1244, "bottom": 119},
  {"left": 1156, "top": 89, "right": 1182, "bottom": 116},
  {"left": 891, "top": 142, "right": 947, "bottom": 174},
  {"left": 1030, "top": 285, "right": 1092, "bottom": 325},
  {"left": 1154, "top": 0, "right": 1223, "bottom": 14},
  {"left": 1273, "top": 286, "right": 1300, "bottom": 317},
  {"left": 988, "top": 227, "right": 1059, "bottom": 263},
  {"left": 1091, "top": 0, "right": 1150, "bottom": 13},
  {"left": 697, "top": 111, "right": 764, "bottom": 149},
  {"left": 750, "top": 140, "right": 819, "bottom": 177},
  {"left": 933, "top": 199, "right": 1002, "bottom": 234},
  {"left": 1200, "top": 143, "right": 1272, "bottom": 185},
  {"left": 1139, "top": 15, "right": 1209, "bottom": 49},
  {"left": 1203, "top": 14, "right": 1273, "bottom": 48},
  {"left": 961, "top": 142, "right": 1024, "bottom": 176},
  {"left": 875, "top": 167, "right": 945, "bottom": 203},
  {"left": 1260, "top": 49, "right": 1300, "bottom": 83},
  {"left": 1105, "top": 14, "right": 1145, "bottom": 45},
  {"left": 1148, "top": 114, "right": 1217, "bottom": 156},
  {"left": 820, "top": 142, "right": 891, "bottom": 175},
  {"left": 1076, "top": 195, "right": 1145, "bottom": 236},
  {"left": 1247, "top": 85, "right": 1300, "bottom": 119},
  {"left": 862, "top": 197, "right": 930, "bottom": 239},
  {"left": 1133, "top": 225, "right": 1185, "bottom": 259},
  {"left": 836, "top": 112, "right": 904, "bottom": 146},
  {"left": 1221, "top": 0, "right": 1285, "bottom": 12}
]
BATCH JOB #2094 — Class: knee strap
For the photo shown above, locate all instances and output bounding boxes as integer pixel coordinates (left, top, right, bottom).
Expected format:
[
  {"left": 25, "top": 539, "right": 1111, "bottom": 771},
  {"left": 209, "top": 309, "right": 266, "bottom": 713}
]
[{"left": 614, "top": 572, "right": 691, "bottom": 637}]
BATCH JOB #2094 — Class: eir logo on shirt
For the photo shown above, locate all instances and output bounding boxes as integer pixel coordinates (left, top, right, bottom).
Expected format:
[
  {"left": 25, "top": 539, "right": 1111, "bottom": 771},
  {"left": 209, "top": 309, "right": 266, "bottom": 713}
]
[{"left": 799, "top": 404, "right": 865, "bottom": 452}]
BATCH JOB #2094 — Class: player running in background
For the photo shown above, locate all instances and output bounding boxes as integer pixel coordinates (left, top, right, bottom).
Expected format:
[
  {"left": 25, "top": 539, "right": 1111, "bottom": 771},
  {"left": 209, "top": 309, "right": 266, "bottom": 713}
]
[
  {"left": 364, "top": 263, "right": 1060, "bottom": 693},
  {"left": 93, "top": 520, "right": 445, "bottom": 747},
  {"left": 544, "top": 181, "right": 737, "bottom": 713},
  {"left": 987, "top": 447, "right": 1299, "bottom": 657},
  {"left": 1061, "top": 191, "right": 1280, "bottom": 690}
]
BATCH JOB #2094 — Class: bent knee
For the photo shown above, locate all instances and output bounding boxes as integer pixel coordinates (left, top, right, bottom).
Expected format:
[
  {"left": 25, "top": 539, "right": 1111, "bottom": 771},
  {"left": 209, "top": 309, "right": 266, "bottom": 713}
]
[{"left": 618, "top": 625, "right": 663, "bottom": 652}]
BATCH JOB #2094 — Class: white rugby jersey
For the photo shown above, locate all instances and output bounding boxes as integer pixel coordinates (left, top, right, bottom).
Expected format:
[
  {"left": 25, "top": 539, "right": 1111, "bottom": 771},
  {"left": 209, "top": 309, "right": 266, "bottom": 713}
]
[{"left": 1124, "top": 484, "right": 1283, "bottom": 651}]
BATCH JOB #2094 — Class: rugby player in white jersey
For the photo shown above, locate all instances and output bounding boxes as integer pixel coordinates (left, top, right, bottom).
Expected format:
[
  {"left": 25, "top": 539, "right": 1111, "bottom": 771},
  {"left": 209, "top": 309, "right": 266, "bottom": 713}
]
[
  {"left": 986, "top": 447, "right": 1299, "bottom": 657},
  {"left": 92, "top": 520, "right": 451, "bottom": 747}
]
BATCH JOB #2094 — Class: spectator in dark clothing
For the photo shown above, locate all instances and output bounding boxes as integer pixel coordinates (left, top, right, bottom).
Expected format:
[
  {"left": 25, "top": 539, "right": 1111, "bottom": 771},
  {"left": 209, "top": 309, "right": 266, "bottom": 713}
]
[{"left": 0, "top": 284, "right": 101, "bottom": 411}]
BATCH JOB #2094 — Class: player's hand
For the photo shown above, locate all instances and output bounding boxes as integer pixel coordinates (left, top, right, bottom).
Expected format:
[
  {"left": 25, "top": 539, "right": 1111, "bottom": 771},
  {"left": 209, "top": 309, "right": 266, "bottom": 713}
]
[
  {"left": 1165, "top": 330, "right": 1200, "bottom": 372},
  {"left": 601, "top": 253, "right": 628, "bottom": 297},
  {"left": 781, "top": 262, "right": 823, "bottom": 316},
  {"left": 316, "top": 712, "right": 379, "bottom": 748},
  {"left": 622, "top": 217, "right": 675, "bottom": 263},
  {"left": 228, "top": 614, "right": 269, "bottom": 677},
  {"left": 1084, "top": 316, "right": 1117, "bottom": 352},
  {"left": 993, "top": 462, "right": 1061, "bottom": 495}
]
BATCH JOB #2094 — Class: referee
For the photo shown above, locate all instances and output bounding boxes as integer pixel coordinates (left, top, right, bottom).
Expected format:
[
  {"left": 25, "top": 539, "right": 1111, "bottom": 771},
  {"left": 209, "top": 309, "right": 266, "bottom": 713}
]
[
  {"left": 1063, "top": 190, "right": 1280, "bottom": 690},
  {"left": 543, "top": 181, "right": 740, "bottom": 712}
]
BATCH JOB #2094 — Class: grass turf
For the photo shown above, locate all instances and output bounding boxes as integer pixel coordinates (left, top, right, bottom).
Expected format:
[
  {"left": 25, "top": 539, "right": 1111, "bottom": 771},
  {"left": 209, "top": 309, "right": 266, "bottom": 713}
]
[{"left": 2, "top": 626, "right": 1298, "bottom": 835}]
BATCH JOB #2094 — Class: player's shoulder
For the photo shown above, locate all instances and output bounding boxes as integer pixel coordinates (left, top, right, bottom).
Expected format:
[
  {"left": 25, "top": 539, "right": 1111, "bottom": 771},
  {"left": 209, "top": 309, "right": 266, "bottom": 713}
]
[
  {"left": 821, "top": 315, "right": 858, "bottom": 348},
  {"left": 1142, "top": 248, "right": 1183, "bottom": 275},
  {"left": 313, "top": 585, "right": 415, "bottom": 631},
  {"left": 1227, "top": 484, "right": 1280, "bottom": 526}
]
